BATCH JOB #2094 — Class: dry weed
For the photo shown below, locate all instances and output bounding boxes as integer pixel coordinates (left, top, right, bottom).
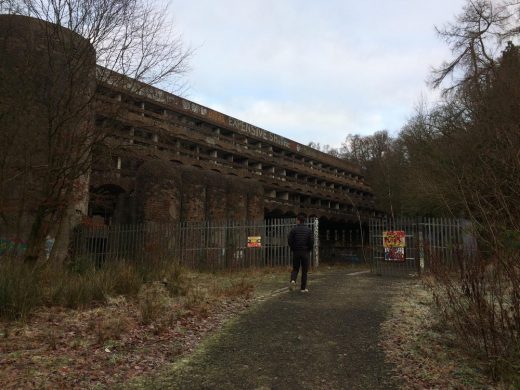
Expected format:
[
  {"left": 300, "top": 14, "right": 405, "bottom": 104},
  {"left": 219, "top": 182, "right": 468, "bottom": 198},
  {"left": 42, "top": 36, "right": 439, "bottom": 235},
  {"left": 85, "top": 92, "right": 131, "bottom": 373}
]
[
  {"left": 138, "top": 282, "right": 173, "bottom": 325},
  {"left": 380, "top": 281, "right": 492, "bottom": 389},
  {"left": 87, "top": 310, "right": 130, "bottom": 344}
]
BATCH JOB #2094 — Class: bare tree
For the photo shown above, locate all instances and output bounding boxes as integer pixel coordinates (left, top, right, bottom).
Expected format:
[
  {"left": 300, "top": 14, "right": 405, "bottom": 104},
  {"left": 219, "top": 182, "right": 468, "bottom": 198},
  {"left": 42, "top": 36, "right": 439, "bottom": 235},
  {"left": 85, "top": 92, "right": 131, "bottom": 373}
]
[
  {"left": 431, "top": 0, "right": 519, "bottom": 93},
  {"left": 0, "top": 1, "right": 191, "bottom": 261},
  {"left": 417, "top": 2, "right": 520, "bottom": 378},
  {"left": 1, "top": 0, "right": 191, "bottom": 88}
]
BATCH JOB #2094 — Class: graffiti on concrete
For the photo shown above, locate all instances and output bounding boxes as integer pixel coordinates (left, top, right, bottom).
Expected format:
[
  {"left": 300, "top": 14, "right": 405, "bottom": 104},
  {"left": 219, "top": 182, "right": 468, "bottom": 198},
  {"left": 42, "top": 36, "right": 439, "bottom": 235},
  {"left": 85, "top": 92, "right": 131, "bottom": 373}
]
[{"left": 0, "top": 238, "right": 27, "bottom": 255}]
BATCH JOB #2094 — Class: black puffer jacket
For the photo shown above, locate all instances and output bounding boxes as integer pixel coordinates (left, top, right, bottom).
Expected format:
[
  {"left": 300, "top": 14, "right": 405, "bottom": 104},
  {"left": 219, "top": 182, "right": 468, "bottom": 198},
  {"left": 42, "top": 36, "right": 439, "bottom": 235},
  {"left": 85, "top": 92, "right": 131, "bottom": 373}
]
[{"left": 288, "top": 224, "right": 314, "bottom": 252}]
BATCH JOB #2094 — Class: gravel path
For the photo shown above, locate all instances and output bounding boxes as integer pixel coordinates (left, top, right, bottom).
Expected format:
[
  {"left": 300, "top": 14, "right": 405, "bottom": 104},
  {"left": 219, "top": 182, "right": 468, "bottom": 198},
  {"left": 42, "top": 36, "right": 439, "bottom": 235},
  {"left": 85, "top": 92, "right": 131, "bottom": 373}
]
[{"left": 140, "top": 269, "right": 404, "bottom": 389}]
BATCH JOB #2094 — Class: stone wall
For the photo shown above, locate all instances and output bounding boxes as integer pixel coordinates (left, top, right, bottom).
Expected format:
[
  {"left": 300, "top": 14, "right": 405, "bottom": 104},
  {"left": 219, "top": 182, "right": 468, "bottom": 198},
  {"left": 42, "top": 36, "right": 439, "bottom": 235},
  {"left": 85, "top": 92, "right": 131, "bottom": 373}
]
[
  {"left": 135, "top": 162, "right": 264, "bottom": 224},
  {"left": 135, "top": 161, "right": 182, "bottom": 224}
]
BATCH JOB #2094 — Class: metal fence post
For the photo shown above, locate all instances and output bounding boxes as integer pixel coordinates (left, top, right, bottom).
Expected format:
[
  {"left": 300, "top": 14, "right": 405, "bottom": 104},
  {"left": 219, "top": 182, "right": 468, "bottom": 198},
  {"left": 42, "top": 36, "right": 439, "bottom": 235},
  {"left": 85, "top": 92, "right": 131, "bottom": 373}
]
[{"left": 313, "top": 217, "right": 319, "bottom": 268}]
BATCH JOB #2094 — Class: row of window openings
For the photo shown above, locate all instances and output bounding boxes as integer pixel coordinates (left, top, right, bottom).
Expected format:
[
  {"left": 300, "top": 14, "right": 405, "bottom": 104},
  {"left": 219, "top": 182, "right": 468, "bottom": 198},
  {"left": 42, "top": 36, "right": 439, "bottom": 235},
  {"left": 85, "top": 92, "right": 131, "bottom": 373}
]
[
  {"left": 112, "top": 125, "right": 364, "bottom": 184},
  {"left": 100, "top": 96, "right": 361, "bottom": 180},
  {"left": 107, "top": 158, "right": 369, "bottom": 210},
  {"left": 111, "top": 153, "right": 369, "bottom": 198},
  {"left": 265, "top": 191, "right": 366, "bottom": 211}
]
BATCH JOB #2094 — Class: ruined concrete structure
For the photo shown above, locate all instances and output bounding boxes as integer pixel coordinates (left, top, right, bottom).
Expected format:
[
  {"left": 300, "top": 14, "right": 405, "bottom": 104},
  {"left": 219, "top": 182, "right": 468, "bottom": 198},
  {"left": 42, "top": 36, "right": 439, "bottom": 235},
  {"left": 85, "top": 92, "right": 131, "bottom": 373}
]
[
  {"left": 1, "top": 14, "right": 378, "bottom": 248},
  {"left": 0, "top": 15, "right": 94, "bottom": 256},
  {"left": 91, "top": 70, "right": 378, "bottom": 225}
]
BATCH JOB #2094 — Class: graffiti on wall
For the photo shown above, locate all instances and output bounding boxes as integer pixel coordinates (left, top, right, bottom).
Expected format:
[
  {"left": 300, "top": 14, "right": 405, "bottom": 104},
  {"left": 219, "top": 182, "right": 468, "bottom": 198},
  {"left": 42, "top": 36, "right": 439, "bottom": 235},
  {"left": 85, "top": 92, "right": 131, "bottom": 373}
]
[{"left": 0, "top": 238, "right": 27, "bottom": 255}]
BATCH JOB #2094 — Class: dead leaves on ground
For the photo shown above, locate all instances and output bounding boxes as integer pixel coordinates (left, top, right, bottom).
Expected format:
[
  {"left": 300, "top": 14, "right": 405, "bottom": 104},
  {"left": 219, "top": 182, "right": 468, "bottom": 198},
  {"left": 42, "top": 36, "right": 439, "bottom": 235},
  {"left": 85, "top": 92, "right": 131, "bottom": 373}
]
[{"left": 0, "top": 275, "right": 259, "bottom": 389}]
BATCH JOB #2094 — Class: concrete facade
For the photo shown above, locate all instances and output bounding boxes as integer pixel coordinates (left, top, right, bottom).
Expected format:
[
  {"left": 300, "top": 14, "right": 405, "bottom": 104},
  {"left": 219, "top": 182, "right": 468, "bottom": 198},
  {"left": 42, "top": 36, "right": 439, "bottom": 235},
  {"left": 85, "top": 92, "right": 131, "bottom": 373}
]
[
  {"left": 1, "top": 15, "right": 379, "bottom": 251},
  {"left": 91, "top": 69, "right": 378, "bottom": 225},
  {"left": 0, "top": 15, "right": 95, "bottom": 258}
]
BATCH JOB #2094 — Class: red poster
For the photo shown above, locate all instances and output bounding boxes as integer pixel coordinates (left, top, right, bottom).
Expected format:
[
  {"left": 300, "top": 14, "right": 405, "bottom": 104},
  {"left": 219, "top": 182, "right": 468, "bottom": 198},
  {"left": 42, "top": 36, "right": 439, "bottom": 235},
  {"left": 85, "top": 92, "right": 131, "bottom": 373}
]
[{"left": 383, "top": 231, "right": 406, "bottom": 248}]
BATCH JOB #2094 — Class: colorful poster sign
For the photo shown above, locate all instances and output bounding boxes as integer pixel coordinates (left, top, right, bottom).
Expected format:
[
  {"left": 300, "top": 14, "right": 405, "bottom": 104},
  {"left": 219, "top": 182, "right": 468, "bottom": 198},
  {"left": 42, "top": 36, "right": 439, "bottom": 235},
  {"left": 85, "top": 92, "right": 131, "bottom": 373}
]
[
  {"left": 384, "top": 247, "right": 405, "bottom": 262},
  {"left": 383, "top": 231, "right": 406, "bottom": 262},
  {"left": 383, "top": 231, "right": 406, "bottom": 248},
  {"left": 247, "top": 236, "right": 261, "bottom": 248}
]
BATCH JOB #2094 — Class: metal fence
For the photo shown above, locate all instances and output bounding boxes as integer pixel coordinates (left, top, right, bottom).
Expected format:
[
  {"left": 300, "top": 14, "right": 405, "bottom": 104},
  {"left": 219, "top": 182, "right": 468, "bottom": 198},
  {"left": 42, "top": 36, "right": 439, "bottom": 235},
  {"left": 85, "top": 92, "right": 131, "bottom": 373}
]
[
  {"left": 71, "top": 218, "right": 319, "bottom": 270},
  {"left": 369, "top": 217, "right": 471, "bottom": 277}
]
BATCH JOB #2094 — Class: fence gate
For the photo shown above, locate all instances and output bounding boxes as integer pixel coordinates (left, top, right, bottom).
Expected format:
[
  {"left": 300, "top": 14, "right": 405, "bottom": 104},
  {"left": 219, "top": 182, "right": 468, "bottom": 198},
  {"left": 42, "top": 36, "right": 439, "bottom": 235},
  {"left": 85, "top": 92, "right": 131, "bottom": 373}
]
[
  {"left": 369, "top": 217, "right": 468, "bottom": 277},
  {"left": 72, "top": 218, "right": 319, "bottom": 270}
]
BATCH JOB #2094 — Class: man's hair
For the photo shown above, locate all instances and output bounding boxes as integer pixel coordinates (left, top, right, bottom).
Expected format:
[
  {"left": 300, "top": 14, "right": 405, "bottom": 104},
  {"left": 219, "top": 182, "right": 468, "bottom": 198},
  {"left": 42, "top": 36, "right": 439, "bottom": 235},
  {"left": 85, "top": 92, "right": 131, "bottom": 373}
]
[{"left": 296, "top": 213, "right": 306, "bottom": 223}]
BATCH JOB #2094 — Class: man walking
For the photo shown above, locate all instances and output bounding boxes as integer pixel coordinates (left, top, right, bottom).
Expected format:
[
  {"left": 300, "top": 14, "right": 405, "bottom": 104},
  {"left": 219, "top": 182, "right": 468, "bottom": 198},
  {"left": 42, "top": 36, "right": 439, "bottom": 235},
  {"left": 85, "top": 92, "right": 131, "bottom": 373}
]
[{"left": 288, "top": 213, "right": 314, "bottom": 292}]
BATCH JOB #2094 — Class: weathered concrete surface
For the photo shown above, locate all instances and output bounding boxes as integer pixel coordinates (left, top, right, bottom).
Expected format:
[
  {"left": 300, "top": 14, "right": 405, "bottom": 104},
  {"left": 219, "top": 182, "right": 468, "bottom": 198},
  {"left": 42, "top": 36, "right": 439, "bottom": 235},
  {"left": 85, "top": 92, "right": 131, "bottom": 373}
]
[{"left": 137, "top": 270, "right": 404, "bottom": 389}]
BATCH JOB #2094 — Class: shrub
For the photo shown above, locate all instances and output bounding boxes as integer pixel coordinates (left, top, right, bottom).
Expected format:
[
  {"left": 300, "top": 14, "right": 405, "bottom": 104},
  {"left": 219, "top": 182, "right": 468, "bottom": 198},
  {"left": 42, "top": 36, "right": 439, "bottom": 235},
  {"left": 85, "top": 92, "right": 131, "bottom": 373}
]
[
  {"left": 137, "top": 281, "right": 172, "bottom": 325},
  {"left": 428, "top": 249, "right": 520, "bottom": 386},
  {"left": 183, "top": 286, "right": 210, "bottom": 315},
  {"left": 219, "top": 278, "right": 254, "bottom": 299}
]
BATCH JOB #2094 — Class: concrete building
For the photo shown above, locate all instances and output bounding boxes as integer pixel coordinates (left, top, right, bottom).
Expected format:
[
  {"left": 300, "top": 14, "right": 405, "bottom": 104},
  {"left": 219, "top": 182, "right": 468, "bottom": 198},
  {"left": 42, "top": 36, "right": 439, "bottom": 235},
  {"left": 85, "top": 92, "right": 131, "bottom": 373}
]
[
  {"left": 91, "top": 68, "right": 378, "bottom": 226},
  {"left": 0, "top": 14, "right": 378, "bottom": 260}
]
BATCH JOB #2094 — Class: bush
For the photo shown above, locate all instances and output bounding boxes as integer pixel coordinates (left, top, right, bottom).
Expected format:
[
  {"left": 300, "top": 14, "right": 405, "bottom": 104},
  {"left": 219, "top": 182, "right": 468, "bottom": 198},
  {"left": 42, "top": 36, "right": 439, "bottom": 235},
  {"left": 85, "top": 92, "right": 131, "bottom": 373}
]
[
  {"left": 137, "top": 281, "right": 172, "bottom": 325},
  {"left": 428, "top": 249, "right": 520, "bottom": 387},
  {"left": 226, "top": 279, "right": 253, "bottom": 298}
]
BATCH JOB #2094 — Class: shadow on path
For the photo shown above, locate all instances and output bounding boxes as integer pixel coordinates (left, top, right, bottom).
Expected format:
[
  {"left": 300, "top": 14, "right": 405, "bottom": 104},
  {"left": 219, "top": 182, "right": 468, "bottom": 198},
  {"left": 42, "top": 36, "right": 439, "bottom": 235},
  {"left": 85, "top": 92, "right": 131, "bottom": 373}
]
[{"left": 140, "top": 269, "right": 405, "bottom": 389}]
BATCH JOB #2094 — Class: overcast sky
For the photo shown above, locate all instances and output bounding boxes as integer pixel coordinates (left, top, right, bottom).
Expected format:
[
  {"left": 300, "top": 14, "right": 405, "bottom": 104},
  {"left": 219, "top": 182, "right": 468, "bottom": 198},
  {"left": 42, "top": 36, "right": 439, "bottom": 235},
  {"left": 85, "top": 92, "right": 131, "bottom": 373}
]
[{"left": 166, "top": 0, "right": 467, "bottom": 148}]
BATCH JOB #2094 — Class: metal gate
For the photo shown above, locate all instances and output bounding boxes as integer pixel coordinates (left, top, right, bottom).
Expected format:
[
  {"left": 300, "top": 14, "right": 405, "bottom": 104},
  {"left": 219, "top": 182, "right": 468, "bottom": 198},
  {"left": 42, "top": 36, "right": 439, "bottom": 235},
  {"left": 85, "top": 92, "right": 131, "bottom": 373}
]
[{"left": 369, "top": 217, "right": 468, "bottom": 277}]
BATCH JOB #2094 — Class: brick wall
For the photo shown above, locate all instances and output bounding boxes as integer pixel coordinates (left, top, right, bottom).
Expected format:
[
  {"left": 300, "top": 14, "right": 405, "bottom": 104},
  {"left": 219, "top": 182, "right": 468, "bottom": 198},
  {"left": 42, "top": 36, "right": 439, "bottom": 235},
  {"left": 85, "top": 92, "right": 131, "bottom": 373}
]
[{"left": 135, "top": 163, "right": 264, "bottom": 224}]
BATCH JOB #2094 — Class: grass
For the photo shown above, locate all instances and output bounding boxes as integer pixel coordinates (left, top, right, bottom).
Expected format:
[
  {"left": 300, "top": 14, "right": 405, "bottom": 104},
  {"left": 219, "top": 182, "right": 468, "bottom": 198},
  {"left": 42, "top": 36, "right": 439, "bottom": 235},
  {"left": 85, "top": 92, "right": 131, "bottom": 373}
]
[
  {"left": 0, "top": 256, "right": 192, "bottom": 321},
  {"left": 0, "top": 261, "right": 292, "bottom": 388},
  {"left": 379, "top": 280, "right": 505, "bottom": 389},
  {"left": 0, "top": 255, "right": 294, "bottom": 322}
]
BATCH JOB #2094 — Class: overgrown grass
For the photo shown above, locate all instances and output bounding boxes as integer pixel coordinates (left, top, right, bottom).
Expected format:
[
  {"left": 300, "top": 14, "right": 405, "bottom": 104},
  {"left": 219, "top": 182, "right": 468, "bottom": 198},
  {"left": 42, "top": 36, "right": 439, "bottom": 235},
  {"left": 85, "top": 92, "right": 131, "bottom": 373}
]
[
  {"left": 0, "top": 255, "right": 270, "bottom": 322},
  {"left": 0, "top": 259, "right": 42, "bottom": 320},
  {"left": 0, "top": 256, "right": 189, "bottom": 321},
  {"left": 380, "top": 281, "right": 493, "bottom": 389}
]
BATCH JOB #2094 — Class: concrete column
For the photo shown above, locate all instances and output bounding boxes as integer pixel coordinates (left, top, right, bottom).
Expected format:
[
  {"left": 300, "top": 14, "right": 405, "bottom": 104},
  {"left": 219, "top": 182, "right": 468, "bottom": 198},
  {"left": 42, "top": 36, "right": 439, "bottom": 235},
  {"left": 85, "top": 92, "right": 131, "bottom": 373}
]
[{"left": 116, "top": 156, "right": 121, "bottom": 179}]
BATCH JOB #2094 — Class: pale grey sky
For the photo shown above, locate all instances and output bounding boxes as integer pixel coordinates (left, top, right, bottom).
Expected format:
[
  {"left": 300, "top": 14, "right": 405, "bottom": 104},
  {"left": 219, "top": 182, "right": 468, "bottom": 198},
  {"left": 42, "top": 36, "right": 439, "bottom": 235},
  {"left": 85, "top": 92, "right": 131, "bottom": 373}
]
[{"left": 166, "top": 0, "right": 467, "bottom": 147}]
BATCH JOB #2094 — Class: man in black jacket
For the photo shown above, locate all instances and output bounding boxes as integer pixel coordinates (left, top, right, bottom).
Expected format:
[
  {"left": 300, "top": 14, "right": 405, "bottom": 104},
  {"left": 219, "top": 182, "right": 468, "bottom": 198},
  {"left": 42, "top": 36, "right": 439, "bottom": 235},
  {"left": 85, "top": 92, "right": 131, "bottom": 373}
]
[{"left": 288, "top": 213, "right": 314, "bottom": 292}]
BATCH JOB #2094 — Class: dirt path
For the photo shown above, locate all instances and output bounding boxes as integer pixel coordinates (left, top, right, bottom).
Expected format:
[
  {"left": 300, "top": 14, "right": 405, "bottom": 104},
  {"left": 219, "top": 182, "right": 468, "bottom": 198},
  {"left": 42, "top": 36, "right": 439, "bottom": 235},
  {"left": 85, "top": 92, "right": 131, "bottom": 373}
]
[{"left": 133, "top": 269, "right": 406, "bottom": 389}]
